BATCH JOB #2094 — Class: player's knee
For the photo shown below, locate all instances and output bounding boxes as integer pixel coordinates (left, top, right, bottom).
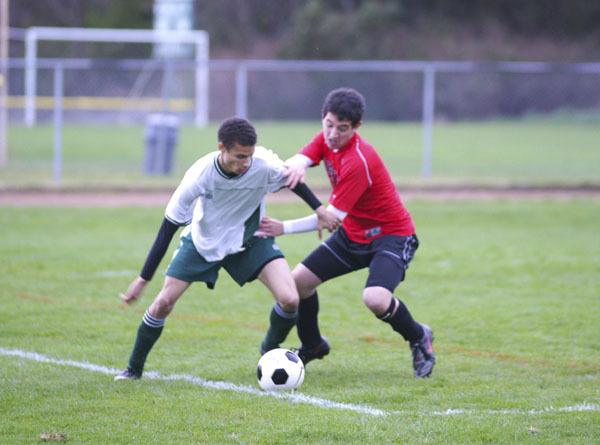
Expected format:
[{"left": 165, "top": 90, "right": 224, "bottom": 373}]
[
  {"left": 362, "top": 287, "right": 390, "bottom": 316},
  {"left": 276, "top": 289, "right": 299, "bottom": 312},
  {"left": 292, "top": 269, "right": 317, "bottom": 298},
  {"left": 277, "top": 296, "right": 298, "bottom": 313},
  {"left": 151, "top": 293, "right": 177, "bottom": 318},
  {"left": 295, "top": 283, "right": 314, "bottom": 299}
]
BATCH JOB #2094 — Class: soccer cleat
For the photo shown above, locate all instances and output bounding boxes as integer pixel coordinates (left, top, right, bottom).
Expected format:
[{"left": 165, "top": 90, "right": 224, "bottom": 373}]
[
  {"left": 114, "top": 368, "right": 142, "bottom": 381},
  {"left": 409, "top": 323, "right": 436, "bottom": 378},
  {"left": 296, "top": 337, "right": 330, "bottom": 365}
]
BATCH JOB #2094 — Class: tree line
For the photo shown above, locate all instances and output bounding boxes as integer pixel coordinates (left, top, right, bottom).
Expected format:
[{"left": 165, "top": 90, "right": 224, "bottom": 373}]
[{"left": 10, "top": 0, "right": 600, "bottom": 60}]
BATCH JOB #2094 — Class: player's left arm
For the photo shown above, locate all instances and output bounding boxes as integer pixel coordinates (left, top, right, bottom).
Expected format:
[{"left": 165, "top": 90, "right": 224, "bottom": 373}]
[
  {"left": 262, "top": 147, "right": 341, "bottom": 233},
  {"left": 288, "top": 181, "right": 341, "bottom": 231},
  {"left": 258, "top": 204, "right": 347, "bottom": 239},
  {"left": 263, "top": 154, "right": 368, "bottom": 238}
]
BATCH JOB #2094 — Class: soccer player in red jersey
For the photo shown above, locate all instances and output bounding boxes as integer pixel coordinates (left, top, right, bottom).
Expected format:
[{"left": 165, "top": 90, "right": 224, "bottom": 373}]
[{"left": 258, "top": 88, "right": 436, "bottom": 378}]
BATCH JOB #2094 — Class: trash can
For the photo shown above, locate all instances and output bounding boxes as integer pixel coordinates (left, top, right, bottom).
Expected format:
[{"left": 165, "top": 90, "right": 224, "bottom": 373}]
[{"left": 143, "top": 113, "right": 180, "bottom": 175}]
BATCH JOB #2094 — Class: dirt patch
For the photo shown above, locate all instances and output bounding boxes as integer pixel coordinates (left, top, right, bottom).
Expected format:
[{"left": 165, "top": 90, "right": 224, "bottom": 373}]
[
  {"left": 0, "top": 190, "right": 174, "bottom": 207},
  {"left": 1, "top": 186, "right": 599, "bottom": 207}
]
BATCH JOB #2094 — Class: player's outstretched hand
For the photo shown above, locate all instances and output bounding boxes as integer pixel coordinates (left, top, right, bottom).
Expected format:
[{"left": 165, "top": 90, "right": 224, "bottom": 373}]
[
  {"left": 283, "top": 163, "right": 307, "bottom": 189},
  {"left": 120, "top": 276, "right": 148, "bottom": 305},
  {"left": 316, "top": 206, "right": 342, "bottom": 232},
  {"left": 257, "top": 216, "right": 284, "bottom": 237}
]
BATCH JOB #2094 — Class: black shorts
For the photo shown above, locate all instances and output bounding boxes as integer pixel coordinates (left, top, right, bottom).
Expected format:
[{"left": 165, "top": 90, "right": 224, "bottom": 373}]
[{"left": 301, "top": 227, "right": 419, "bottom": 292}]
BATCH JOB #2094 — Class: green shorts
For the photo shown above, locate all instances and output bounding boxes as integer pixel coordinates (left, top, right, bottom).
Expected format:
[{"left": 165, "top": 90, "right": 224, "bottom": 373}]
[{"left": 166, "top": 233, "right": 285, "bottom": 289}]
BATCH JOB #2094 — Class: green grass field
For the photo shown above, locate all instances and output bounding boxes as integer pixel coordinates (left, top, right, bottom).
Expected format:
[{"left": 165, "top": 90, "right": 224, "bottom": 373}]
[
  {"left": 3, "top": 119, "right": 600, "bottom": 188},
  {"left": 1, "top": 200, "right": 599, "bottom": 444}
]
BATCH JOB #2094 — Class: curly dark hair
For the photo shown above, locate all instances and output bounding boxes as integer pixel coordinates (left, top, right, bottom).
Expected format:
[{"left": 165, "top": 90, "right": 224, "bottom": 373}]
[
  {"left": 218, "top": 117, "right": 257, "bottom": 149},
  {"left": 321, "top": 88, "right": 365, "bottom": 127}
]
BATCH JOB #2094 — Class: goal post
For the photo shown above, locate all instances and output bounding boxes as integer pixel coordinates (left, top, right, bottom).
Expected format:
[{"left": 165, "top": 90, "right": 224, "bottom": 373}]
[{"left": 24, "top": 26, "right": 209, "bottom": 127}]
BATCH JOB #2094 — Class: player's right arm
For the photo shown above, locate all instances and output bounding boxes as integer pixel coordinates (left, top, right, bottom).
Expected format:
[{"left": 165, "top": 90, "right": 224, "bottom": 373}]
[
  {"left": 284, "top": 153, "right": 313, "bottom": 189},
  {"left": 283, "top": 132, "right": 324, "bottom": 188},
  {"left": 119, "top": 217, "right": 181, "bottom": 304},
  {"left": 120, "top": 157, "right": 208, "bottom": 304}
]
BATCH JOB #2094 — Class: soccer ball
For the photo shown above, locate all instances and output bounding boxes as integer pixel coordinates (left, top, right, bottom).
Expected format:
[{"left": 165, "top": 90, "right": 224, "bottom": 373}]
[{"left": 257, "top": 348, "right": 305, "bottom": 391}]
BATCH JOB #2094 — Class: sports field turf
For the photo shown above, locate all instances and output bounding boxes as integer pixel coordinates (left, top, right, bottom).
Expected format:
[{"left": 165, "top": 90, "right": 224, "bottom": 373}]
[{"left": 1, "top": 200, "right": 599, "bottom": 443}]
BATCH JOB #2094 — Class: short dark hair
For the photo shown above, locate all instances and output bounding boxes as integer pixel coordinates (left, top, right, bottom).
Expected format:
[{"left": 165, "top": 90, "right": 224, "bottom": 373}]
[
  {"left": 218, "top": 117, "right": 257, "bottom": 149},
  {"left": 321, "top": 88, "right": 365, "bottom": 127}
]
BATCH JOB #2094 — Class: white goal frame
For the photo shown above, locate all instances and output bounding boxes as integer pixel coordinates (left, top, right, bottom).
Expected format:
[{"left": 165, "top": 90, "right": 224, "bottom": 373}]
[{"left": 24, "top": 26, "right": 209, "bottom": 126}]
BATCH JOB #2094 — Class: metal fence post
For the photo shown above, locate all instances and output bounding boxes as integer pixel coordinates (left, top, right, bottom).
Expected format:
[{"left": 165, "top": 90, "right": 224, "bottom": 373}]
[
  {"left": 0, "top": 0, "right": 8, "bottom": 166},
  {"left": 422, "top": 65, "right": 436, "bottom": 178},
  {"left": 25, "top": 28, "right": 37, "bottom": 127},
  {"left": 157, "top": 58, "right": 172, "bottom": 172},
  {"left": 194, "top": 35, "right": 209, "bottom": 127},
  {"left": 235, "top": 61, "right": 248, "bottom": 119},
  {"left": 53, "top": 62, "right": 63, "bottom": 185}
]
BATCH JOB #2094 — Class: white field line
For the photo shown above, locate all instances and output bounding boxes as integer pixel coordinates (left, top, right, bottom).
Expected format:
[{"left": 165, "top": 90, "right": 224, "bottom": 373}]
[
  {"left": 2, "top": 347, "right": 599, "bottom": 418},
  {"left": 0, "top": 347, "right": 386, "bottom": 417}
]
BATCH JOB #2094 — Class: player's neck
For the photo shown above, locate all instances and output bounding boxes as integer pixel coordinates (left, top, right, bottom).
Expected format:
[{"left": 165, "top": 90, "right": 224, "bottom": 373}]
[{"left": 216, "top": 155, "right": 240, "bottom": 178}]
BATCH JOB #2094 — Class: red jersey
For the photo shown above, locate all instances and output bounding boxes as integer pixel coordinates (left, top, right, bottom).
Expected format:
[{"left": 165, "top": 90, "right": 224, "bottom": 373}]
[{"left": 301, "top": 132, "right": 415, "bottom": 243}]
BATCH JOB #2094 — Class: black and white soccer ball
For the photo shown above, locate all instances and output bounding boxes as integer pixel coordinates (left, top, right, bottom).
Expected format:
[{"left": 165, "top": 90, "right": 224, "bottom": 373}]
[{"left": 257, "top": 348, "right": 305, "bottom": 391}]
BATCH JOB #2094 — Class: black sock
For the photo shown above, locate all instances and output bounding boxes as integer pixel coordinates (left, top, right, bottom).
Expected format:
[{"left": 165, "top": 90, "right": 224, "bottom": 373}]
[
  {"left": 379, "top": 297, "right": 423, "bottom": 343},
  {"left": 127, "top": 310, "right": 165, "bottom": 374},
  {"left": 261, "top": 303, "right": 297, "bottom": 352},
  {"left": 297, "top": 292, "right": 322, "bottom": 348}
]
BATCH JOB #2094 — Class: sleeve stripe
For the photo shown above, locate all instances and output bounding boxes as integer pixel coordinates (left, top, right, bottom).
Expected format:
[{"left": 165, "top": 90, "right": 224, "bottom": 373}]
[
  {"left": 354, "top": 140, "right": 373, "bottom": 187},
  {"left": 165, "top": 215, "right": 190, "bottom": 226}
]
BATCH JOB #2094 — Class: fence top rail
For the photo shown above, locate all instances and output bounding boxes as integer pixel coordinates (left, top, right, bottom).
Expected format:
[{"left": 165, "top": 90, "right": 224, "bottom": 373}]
[
  {"left": 234, "top": 59, "right": 600, "bottom": 74},
  {"left": 25, "top": 27, "right": 208, "bottom": 44},
  {"left": 8, "top": 57, "right": 600, "bottom": 74},
  {"left": 11, "top": 58, "right": 201, "bottom": 70}
]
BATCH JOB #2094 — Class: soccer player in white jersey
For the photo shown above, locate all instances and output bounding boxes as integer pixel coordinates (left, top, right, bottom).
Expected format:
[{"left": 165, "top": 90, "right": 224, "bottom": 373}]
[{"left": 115, "top": 117, "right": 340, "bottom": 380}]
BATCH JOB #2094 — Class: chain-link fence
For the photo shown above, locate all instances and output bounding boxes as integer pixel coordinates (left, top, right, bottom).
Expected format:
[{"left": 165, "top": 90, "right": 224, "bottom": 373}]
[
  {"left": 3, "top": 29, "right": 600, "bottom": 187},
  {"left": 8, "top": 58, "right": 600, "bottom": 124}
]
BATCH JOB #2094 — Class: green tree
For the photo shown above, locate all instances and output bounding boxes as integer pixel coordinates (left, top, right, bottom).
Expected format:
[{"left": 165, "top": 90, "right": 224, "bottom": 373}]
[{"left": 280, "top": 0, "right": 403, "bottom": 59}]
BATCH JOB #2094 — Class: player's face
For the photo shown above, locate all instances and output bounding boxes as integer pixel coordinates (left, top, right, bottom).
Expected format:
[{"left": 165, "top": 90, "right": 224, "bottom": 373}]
[
  {"left": 218, "top": 142, "right": 255, "bottom": 175},
  {"left": 322, "top": 112, "right": 360, "bottom": 150}
]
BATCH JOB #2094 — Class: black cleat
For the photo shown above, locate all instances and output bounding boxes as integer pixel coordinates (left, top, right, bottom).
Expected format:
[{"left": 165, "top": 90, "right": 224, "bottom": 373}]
[
  {"left": 296, "top": 337, "right": 330, "bottom": 365},
  {"left": 114, "top": 368, "right": 142, "bottom": 381},
  {"left": 410, "top": 324, "right": 436, "bottom": 378}
]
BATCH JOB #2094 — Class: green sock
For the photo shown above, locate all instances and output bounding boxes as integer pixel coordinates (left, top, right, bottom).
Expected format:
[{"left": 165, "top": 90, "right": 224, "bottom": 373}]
[
  {"left": 260, "top": 304, "right": 297, "bottom": 353},
  {"left": 127, "top": 310, "right": 165, "bottom": 374}
]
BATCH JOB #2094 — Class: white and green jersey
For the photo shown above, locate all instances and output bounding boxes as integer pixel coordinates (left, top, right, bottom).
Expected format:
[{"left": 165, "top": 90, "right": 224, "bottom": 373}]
[{"left": 165, "top": 146, "right": 287, "bottom": 262}]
